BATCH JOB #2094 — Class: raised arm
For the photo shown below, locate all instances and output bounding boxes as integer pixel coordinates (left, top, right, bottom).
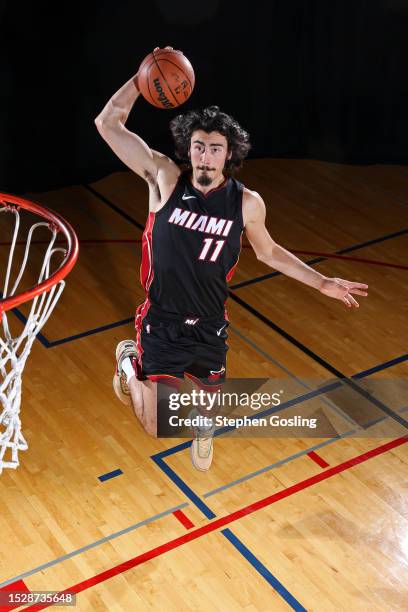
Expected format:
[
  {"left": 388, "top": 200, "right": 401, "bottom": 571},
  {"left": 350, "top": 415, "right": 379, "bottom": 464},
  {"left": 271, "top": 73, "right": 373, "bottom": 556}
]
[
  {"left": 94, "top": 50, "right": 180, "bottom": 190},
  {"left": 243, "top": 189, "right": 368, "bottom": 308}
]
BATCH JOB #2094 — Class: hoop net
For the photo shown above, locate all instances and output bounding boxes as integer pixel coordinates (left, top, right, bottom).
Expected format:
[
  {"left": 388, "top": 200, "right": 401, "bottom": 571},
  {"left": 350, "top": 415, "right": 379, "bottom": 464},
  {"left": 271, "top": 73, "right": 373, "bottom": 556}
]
[{"left": 0, "top": 193, "right": 78, "bottom": 474}]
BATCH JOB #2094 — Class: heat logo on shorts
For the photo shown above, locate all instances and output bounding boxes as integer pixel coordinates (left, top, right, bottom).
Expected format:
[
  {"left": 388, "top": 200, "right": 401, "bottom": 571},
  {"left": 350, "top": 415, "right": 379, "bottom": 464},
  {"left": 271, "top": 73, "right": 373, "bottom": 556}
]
[{"left": 209, "top": 365, "right": 226, "bottom": 380}]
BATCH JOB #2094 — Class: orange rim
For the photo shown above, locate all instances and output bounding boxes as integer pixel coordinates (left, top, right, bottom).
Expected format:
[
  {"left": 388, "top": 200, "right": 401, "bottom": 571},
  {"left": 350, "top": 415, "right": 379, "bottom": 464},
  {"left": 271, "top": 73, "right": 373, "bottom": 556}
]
[{"left": 0, "top": 193, "right": 79, "bottom": 317}]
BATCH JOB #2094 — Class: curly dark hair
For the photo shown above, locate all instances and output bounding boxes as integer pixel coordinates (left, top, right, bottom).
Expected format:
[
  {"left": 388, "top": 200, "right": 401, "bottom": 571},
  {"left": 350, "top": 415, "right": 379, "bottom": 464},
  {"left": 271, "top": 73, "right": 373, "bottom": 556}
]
[{"left": 169, "top": 106, "right": 251, "bottom": 174}]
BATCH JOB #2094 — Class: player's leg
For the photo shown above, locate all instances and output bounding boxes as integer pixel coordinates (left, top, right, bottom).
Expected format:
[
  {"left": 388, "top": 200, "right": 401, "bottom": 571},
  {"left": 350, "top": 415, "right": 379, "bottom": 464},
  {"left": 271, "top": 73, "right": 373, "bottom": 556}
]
[
  {"left": 185, "top": 318, "right": 229, "bottom": 471},
  {"left": 127, "top": 376, "right": 158, "bottom": 436},
  {"left": 113, "top": 339, "right": 157, "bottom": 434},
  {"left": 113, "top": 314, "right": 187, "bottom": 437},
  {"left": 186, "top": 376, "right": 225, "bottom": 471},
  {"left": 114, "top": 342, "right": 177, "bottom": 437},
  {"left": 184, "top": 378, "right": 218, "bottom": 471}
]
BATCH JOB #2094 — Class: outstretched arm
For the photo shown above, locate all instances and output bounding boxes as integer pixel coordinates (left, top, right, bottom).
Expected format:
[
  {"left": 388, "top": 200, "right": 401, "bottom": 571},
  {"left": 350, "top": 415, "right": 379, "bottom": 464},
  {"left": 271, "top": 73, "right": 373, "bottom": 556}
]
[{"left": 243, "top": 190, "right": 368, "bottom": 308}]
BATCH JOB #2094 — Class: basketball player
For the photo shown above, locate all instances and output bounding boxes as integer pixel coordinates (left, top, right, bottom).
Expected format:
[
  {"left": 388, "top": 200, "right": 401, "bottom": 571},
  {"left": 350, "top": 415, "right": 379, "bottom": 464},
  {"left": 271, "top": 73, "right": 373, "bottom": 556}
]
[{"left": 95, "top": 48, "right": 368, "bottom": 471}]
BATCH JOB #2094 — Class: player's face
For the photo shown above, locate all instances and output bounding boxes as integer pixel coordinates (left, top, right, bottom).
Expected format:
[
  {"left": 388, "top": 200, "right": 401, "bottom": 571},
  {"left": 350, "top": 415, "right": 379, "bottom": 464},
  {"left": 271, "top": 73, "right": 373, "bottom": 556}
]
[{"left": 189, "top": 130, "right": 231, "bottom": 187}]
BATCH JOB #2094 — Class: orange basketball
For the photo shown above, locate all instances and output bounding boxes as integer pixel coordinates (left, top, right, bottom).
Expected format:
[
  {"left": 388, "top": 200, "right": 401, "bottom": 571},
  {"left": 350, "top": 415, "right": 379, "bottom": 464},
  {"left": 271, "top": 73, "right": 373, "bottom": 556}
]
[{"left": 137, "top": 48, "right": 195, "bottom": 109}]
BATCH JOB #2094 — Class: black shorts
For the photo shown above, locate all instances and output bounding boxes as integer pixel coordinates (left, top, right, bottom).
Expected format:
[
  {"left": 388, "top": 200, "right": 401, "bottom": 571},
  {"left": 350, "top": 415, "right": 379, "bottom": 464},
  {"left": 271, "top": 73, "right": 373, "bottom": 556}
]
[{"left": 135, "top": 301, "right": 229, "bottom": 387}]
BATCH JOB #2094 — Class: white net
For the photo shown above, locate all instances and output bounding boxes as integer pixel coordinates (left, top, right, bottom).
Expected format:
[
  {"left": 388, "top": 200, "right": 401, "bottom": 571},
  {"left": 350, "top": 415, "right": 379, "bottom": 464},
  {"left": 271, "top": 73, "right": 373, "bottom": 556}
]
[{"left": 0, "top": 203, "right": 68, "bottom": 474}]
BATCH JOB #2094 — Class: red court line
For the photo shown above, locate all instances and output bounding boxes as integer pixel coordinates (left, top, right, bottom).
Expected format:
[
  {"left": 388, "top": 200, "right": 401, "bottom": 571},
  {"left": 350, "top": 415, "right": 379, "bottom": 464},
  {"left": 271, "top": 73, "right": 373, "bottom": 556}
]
[
  {"left": 173, "top": 509, "right": 195, "bottom": 530},
  {"left": 240, "top": 247, "right": 407, "bottom": 270},
  {"left": 1, "top": 240, "right": 406, "bottom": 270},
  {"left": 0, "top": 579, "right": 30, "bottom": 611},
  {"left": 291, "top": 250, "right": 408, "bottom": 271},
  {"left": 0, "top": 239, "right": 140, "bottom": 246},
  {"left": 22, "top": 436, "right": 407, "bottom": 610},
  {"left": 307, "top": 451, "right": 330, "bottom": 468}
]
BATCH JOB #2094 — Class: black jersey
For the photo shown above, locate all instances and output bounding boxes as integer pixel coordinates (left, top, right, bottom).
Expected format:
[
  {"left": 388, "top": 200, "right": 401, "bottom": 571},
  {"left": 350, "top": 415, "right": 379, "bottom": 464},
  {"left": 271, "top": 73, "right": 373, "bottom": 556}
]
[{"left": 140, "top": 172, "right": 244, "bottom": 316}]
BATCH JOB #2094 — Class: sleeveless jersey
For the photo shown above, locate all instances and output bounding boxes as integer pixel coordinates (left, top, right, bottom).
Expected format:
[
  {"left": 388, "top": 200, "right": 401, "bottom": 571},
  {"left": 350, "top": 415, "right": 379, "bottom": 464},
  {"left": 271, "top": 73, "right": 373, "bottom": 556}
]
[{"left": 140, "top": 172, "right": 244, "bottom": 316}]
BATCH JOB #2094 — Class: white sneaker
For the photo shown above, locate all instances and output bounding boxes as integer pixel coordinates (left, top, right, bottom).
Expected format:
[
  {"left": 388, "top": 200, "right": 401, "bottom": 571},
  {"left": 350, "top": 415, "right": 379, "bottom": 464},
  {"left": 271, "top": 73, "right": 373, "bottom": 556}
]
[
  {"left": 112, "top": 340, "right": 138, "bottom": 406},
  {"left": 189, "top": 409, "right": 215, "bottom": 471}
]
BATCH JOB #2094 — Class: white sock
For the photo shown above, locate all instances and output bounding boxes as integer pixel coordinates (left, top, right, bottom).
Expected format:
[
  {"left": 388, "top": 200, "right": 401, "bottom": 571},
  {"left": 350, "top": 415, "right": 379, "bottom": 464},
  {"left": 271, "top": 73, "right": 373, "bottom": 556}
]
[
  {"left": 198, "top": 423, "right": 214, "bottom": 434},
  {"left": 121, "top": 357, "right": 136, "bottom": 384}
]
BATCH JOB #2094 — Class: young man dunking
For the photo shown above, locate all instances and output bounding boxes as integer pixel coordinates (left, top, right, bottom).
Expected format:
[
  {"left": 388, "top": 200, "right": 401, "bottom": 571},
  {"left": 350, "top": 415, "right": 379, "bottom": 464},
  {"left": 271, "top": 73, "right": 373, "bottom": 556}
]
[{"left": 95, "top": 47, "right": 368, "bottom": 471}]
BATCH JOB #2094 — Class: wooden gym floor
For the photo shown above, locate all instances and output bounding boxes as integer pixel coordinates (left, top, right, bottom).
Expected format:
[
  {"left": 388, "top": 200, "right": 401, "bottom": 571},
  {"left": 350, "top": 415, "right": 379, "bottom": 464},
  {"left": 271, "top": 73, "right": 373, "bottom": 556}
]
[{"left": 0, "top": 158, "right": 407, "bottom": 610}]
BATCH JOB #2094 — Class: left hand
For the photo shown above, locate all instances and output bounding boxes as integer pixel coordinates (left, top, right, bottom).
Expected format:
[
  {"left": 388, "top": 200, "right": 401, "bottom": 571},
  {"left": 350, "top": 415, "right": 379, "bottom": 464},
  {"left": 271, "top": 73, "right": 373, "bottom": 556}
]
[{"left": 319, "top": 277, "right": 368, "bottom": 308}]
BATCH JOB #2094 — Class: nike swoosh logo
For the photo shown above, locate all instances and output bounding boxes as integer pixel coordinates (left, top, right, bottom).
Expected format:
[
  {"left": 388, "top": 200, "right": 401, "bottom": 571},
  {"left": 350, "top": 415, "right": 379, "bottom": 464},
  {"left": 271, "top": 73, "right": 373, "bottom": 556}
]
[
  {"left": 182, "top": 194, "right": 197, "bottom": 200},
  {"left": 216, "top": 325, "right": 226, "bottom": 336}
]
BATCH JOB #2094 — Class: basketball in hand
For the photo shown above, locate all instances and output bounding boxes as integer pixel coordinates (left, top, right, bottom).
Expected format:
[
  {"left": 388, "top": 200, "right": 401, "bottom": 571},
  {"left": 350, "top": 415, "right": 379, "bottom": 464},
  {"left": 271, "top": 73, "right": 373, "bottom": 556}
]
[{"left": 137, "top": 48, "right": 195, "bottom": 109}]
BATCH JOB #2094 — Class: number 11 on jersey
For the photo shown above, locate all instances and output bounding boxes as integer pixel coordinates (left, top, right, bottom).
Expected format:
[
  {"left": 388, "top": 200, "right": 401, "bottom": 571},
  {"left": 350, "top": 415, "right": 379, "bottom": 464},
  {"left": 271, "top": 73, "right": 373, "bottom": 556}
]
[{"left": 199, "top": 238, "right": 226, "bottom": 262}]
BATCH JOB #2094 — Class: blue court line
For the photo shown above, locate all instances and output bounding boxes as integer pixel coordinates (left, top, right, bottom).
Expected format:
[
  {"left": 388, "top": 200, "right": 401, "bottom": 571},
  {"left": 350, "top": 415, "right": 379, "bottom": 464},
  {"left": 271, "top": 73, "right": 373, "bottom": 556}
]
[
  {"left": 150, "top": 407, "right": 400, "bottom": 606},
  {"left": 4, "top": 188, "right": 405, "bottom": 351},
  {"left": 150, "top": 353, "right": 407, "bottom": 600},
  {"left": 98, "top": 469, "right": 123, "bottom": 482},
  {"left": 158, "top": 385, "right": 348, "bottom": 452},
  {"left": 30, "top": 192, "right": 404, "bottom": 348},
  {"left": 151, "top": 454, "right": 215, "bottom": 520},
  {"left": 29, "top": 187, "right": 404, "bottom": 598},
  {"left": 0, "top": 501, "right": 189, "bottom": 589},
  {"left": 230, "top": 324, "right": 357, "bottom": 427},
  {"left": 155, "top": 404, "right": 407, "bottom": 503},
  {"left": 82, "top": 180, "right": 407, "bottom": 599},
  {"left": 151, "top": 381, "right": 405, "bottom": 604},
  {"left": 212, "top": 381, "right": 352, "bottom": 438},
  {"left": 151, "top": 383, "right": 363, "bottom": 460},
  {"left": 11, "top": 231, "right": 404, "bottom": 350},
  {"left": 203, "top": 408, "right": 408, "bottom": 499},
  {"left": 155, "top": 440, "right": 192, "bottom": 458},
  {"left": 47, "top": 317, "right": 134, "bottom": 347},
  {"left": 1, "top": 192, "right": 401, "bottom": 600},
  {"left": 354, "top": 353, "right": 408, "bottom": 378},
  {"left": 222, "top": 529, "right": 307, "bottom": 611},
  {"left": 152, "top": 354, "right": 408, "bottom": 460},
  {"left": 151, "top": 431, "right": 305, "bottom": 605},
  {"left": 230, "top": 227, "right": 408, "bottom": 290},
  {"left": 214, "top": 364, "right": 408, "bottom": 436},
  {"left": 2, "top": 409, "right": 402, "bottom": 590}
]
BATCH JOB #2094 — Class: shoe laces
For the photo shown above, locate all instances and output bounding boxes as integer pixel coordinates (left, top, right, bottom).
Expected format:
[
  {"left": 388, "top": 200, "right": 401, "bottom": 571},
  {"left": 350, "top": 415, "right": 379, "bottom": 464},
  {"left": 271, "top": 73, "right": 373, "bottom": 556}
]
[{"left": 196, "top": 429, "right": 214, "bottom": 457}]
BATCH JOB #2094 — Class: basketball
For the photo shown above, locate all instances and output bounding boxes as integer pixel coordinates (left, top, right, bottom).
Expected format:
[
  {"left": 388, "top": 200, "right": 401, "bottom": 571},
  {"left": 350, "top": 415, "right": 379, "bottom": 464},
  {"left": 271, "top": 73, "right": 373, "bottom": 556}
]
[{"left": 137, "top": 48, "right": 195, "bottom": 109}]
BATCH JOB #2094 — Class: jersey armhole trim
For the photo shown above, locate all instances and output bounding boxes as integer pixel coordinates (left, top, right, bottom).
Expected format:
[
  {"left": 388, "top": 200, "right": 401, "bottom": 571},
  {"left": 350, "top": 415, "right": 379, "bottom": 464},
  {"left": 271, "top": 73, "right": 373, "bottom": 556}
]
[
  {"left": 237, "top": 180, "right": 245, "bottom": 231},
  {"left": 152, "top": 172, "right": 183, "bottom": 216}
]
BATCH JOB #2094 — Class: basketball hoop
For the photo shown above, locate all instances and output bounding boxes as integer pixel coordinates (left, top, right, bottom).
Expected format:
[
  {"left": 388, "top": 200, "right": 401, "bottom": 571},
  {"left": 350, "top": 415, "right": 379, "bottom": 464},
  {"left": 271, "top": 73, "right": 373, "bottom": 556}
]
[{"left": 0, "top": 193, "right": 79, "bottom": 474}]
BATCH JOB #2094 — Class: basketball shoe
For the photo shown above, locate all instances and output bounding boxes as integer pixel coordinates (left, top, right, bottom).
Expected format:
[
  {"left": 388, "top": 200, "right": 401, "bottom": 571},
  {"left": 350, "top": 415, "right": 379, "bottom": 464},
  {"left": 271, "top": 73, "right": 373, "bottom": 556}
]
[
  {"left": 113, "top": 340, "right": 138, "bottom": 406},
  {"left": 189, "top": 408, "right": 216, "bottom": 471}
]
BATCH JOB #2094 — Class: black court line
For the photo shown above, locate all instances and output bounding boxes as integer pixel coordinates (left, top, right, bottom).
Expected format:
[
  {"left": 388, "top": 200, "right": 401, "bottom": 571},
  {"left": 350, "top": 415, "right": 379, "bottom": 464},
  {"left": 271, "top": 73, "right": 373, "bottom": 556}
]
[
  {"left": 229, "top": 292, "right": 345, "bottom": 377},
  {"left": 230, "top": 227, "right": 408, "bottom": 290},
  {"left": 0, "top": 292, "right": 50, "bottom": 347},
  {"left": 86, "top": 186, "right": 408, "bottom": 430},
  {"left": 228, "top": 291, "right": 408, "bottom": 430},
  {"left": 83, "top": 184, "right": 145, "bottom": 231}
]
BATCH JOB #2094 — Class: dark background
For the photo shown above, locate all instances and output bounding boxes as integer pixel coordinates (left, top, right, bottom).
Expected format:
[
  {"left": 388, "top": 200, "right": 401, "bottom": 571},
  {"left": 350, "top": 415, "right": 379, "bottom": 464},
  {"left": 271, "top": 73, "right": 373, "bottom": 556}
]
[{"left": 0, "top": 0, "right": 407, "bottom": 193}]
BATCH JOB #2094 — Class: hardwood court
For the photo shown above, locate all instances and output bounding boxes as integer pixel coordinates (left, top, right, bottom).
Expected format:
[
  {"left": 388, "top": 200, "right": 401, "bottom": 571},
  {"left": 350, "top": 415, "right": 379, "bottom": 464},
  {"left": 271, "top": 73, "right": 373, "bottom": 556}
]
[{"left": 0, "top": 159, "right": 407, "bottom": 610}]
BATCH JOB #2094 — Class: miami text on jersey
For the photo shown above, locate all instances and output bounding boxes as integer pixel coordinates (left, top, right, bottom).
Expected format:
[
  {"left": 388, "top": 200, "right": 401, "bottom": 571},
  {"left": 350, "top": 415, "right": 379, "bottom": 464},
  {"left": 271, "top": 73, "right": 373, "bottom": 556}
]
[{"left": 168, "top": 207, "right": 234, "bottom": 237}]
